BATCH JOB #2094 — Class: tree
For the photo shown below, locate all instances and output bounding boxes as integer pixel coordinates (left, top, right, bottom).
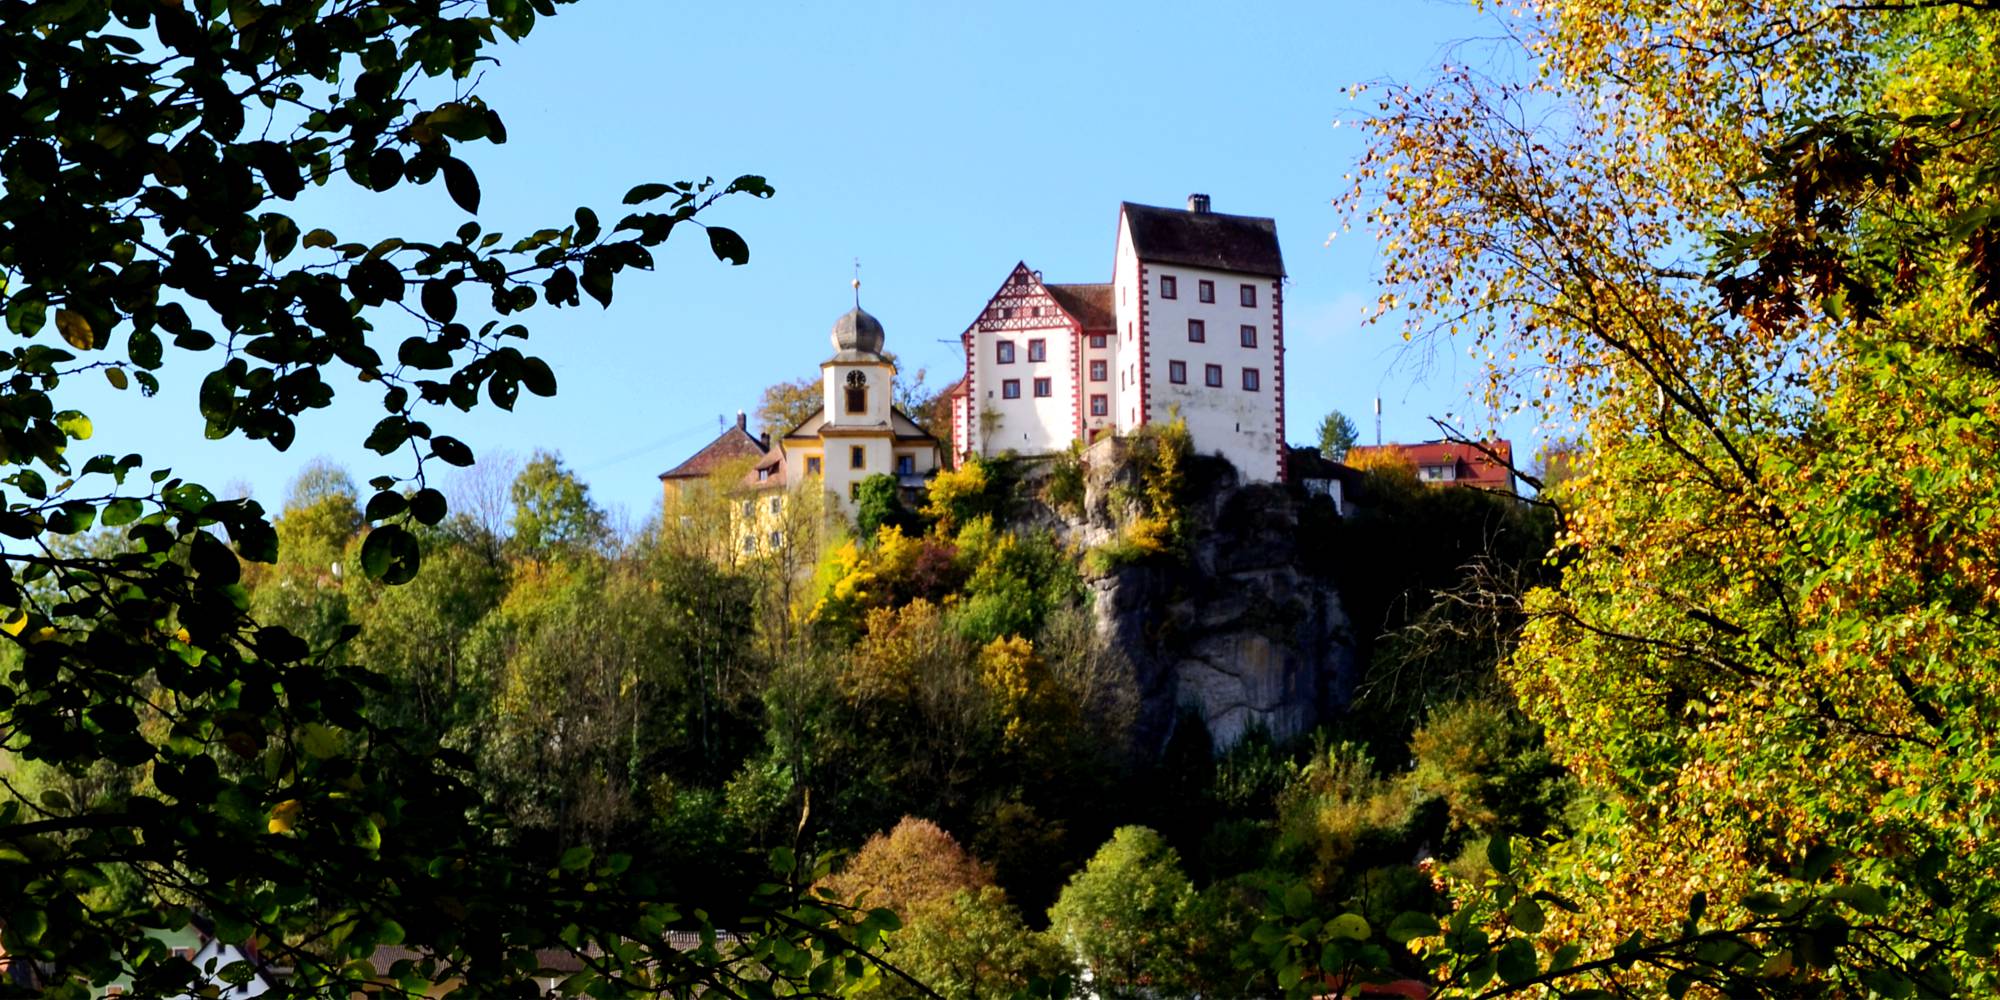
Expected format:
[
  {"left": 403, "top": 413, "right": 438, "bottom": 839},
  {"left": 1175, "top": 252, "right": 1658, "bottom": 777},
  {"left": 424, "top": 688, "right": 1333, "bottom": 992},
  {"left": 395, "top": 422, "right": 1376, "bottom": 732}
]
[
  {"left": 507, "top": 450, "right": 609, "bottom": 557},
  {"left": 818, "top": 817, "right": 995, "bottom": 920},
  {"left": 1316, "top": 410, "right": 1359, "bottom": 461},
  {"left": 0, "top": 3, "right": 900, "bottom": 996},
  {"left": 756, "top": 375, "right": 823, "bottom": 441},
  {"left": 1045, "top": 826, "right": 1195, "bottom": 998},
  {"left": 854, "top": 473, "right": 916, "bottom": 539},
  {"left": 1334, "top": 0, "right": 2000, "bottom": 994},
  {"left": 862, "top": 887, "right": 1075, "bottom": 1000}
]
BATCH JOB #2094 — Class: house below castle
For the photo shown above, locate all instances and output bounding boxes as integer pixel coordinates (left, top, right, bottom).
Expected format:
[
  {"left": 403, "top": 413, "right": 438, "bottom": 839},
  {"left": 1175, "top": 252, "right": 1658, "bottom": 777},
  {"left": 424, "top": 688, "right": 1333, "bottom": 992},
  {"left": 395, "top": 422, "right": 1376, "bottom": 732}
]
[{"left": 659, "top": 301, "right": 943, "bottom": 551}]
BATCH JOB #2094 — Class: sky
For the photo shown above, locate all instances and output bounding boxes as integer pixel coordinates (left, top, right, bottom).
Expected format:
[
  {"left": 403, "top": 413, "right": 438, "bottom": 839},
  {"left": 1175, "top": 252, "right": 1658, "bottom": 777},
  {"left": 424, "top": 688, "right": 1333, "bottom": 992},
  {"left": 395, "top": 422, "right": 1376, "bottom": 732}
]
[{"left": 72, "top": 0, "right": 1537, "bottom": 527}]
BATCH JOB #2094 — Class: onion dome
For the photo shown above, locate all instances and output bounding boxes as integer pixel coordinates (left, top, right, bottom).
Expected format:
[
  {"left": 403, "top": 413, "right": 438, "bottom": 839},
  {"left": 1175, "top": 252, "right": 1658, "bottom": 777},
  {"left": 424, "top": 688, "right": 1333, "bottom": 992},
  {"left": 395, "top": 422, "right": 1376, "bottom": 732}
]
[{"left": 830, "top": 305, "right": 886, "bottom": 356}]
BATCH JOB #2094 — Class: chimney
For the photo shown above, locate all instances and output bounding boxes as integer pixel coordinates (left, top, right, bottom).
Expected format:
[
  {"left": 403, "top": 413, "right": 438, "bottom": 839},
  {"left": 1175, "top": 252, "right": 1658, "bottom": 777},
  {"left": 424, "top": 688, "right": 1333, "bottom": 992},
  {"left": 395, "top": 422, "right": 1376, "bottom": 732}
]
[
  {"left": 735, "top": 410, "right": 747, "bottom": 432},
  {"left": 1187, "top": 193, "right": 1210, "bottom": 214}
]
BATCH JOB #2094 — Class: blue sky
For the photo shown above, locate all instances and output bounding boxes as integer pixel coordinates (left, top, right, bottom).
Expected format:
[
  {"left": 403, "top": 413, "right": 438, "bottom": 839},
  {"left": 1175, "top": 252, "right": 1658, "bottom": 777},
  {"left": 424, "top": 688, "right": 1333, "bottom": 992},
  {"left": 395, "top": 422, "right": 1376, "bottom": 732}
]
[{"left": 76, "top": 0, "right": 1530, "bottom": 526}]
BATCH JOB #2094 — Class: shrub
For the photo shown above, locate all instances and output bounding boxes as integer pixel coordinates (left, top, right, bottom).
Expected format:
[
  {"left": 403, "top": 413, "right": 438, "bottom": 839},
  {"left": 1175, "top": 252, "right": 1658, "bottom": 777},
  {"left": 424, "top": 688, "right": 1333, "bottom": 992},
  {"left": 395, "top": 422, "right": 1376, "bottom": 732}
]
[{"left": 1043, "top": 441, "right": 1086, "bottom": 516}]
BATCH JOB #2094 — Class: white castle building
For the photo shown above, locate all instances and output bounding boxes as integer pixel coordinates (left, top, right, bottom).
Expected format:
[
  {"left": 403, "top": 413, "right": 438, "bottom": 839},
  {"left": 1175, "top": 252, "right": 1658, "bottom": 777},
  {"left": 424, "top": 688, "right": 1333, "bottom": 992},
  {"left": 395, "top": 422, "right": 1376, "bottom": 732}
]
[{"left": 945, "top": 195, "right": 1288, "bottom": 483}]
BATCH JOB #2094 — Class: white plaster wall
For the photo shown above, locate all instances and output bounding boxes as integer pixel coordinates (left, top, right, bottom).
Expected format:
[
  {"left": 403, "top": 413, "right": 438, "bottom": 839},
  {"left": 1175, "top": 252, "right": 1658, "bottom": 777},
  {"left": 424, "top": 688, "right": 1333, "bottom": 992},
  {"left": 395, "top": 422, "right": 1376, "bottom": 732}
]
[
  {"left": 1142, "top": 265, "right": 1284, "bottom": 483},
  {"left": 1080, "top": 328, "right": 1117, "bottom": 440},
  {"left": 1111, "top": 217, "right": 1144, "bottom": 433},
  {"left": 821, "top": 359, "right": 895, "bottom": 427},
  {"left": 971, "top": 321, "right": 1075, "bottom": 456},
  {"left": 821, "top": 434, "right": 898, "bottom": 516}
]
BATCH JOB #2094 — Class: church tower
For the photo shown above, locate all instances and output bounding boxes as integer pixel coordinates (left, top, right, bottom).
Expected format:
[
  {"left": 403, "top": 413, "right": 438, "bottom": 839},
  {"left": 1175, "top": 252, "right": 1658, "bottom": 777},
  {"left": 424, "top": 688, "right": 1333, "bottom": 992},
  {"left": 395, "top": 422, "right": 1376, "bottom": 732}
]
[{"left": 814, "top": 303, "right": 899, "bottom": 506}]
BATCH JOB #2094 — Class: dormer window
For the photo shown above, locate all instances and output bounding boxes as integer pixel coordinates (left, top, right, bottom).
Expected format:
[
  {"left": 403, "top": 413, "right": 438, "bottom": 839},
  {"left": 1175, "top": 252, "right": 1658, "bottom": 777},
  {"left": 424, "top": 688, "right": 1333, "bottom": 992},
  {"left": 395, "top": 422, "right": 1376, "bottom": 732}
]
[{"left": 845, "top": 370, "right": 867, "bottom": 414}]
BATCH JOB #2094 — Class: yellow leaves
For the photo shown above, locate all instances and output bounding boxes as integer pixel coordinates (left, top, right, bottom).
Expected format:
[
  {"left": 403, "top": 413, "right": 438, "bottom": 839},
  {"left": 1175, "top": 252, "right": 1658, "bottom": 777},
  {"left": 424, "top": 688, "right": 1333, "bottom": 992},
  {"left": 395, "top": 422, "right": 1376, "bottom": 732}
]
[
  {"left": 1, "top": 607, "right": 27, "bottom": 637},
  {"left": 268, "top": 798, "right": 303, "bottom": 835},
  {"left": 55, "top": 308, "right": 94, "bottom": 350}
]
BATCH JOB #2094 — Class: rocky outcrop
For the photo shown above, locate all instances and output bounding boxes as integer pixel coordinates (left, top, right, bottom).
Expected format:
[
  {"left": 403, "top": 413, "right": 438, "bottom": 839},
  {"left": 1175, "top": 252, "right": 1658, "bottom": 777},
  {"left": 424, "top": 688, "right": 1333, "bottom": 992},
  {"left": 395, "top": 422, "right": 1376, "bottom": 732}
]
[{"left": 1029, "top": 443, "right": 1356, "bottom": 753}]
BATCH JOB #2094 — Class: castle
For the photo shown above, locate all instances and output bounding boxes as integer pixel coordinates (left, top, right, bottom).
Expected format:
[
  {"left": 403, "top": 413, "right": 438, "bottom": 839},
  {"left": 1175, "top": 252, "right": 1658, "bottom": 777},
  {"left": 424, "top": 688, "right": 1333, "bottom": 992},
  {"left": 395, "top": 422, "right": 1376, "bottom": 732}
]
[
  {"left": 661, "top": 195, "right": 1288, "bottom": 536},
  {"left": 946, "top": 195, "right": 1288, "bottom": 483}
]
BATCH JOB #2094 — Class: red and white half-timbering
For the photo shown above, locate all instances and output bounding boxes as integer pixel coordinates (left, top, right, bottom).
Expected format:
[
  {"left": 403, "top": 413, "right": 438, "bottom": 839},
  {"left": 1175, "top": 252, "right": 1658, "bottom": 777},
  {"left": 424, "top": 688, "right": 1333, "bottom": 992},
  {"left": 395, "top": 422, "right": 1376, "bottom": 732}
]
[{"left": 953, "top": 195, "right": 1288, "bottom": 484}]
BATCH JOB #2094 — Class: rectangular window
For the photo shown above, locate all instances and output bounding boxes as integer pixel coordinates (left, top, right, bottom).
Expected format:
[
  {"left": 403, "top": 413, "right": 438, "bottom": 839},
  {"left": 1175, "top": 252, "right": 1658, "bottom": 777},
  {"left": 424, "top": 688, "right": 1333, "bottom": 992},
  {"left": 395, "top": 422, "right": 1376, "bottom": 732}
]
[
  {"left": 1240, "top": 283, "right": 1258, "bottom": 307},
  {"left": 743, "top": 535, "right": 756, "bottom": 553},
  {"left": 769, "top": 497, "right": 781, "bottom": 514},
  {"left": 1090, "top": 360, "right": 1107, "bottom": 382},
  {"left": 850, "top": 482, "right": 861, "bottom": 500},
  {"left": 897, "top": 454, "right": 915, "bottom": 475},
  {"left": 769, "top": 530, "right": 782, "bottom": 549},
  {"left": 1205, "top": 364, "right": 1223, "bottom": 387},
  {"left": 1169, "top": 360, "right": 1187, "bottom": 384},
  {"left": 1242, "top": 367, "right": 1261, "bottom": 391},
  {"left": 996, "top": 340, "right": 1015, "bottom": 364},
  {"left": 1188, "top": 319, "right": 1205, "bottom": 343},
  {"left": 1033, "top": 377, "right": 1052, "bottom": 398},
  {"left": 740, "top": 500, "right": 752, "bottom": 517},
  {"left": 1240, "top": 325, "right": 1258, "bottom": 348},
  {"left": 1160, "top": 275, "right": 1178, "bottom": 299},
  {"left": 1090, "top": 394, "right": 1108, "bottom": 416},
  {"left": 1002, "top": 379, "right": 1021, "bottom": 399},
  {"left": 757, "top": 467, "right": 770, "bottom": 481},
  {"left": 806, "top": 455, "right": 821, "bottom": 475},
  {"left": 850, "top": 445, "right": 865, "bottom": 469},
  {"left": 1090, "top": 333, "right": 1107, "bottom": 349},
  {"left": 1198, "top": 280, "right": 1215, "bottom": 303},
  {"left": 1028, "top": 338, "right": 1046, "bottom": 362}
]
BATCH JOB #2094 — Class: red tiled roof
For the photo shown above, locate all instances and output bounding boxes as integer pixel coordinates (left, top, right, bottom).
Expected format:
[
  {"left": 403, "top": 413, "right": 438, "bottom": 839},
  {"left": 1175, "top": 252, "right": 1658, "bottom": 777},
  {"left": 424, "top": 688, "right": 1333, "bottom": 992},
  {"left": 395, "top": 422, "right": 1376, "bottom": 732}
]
[
  {"left": 1349, "top": 439, "right": 1516, "bottom": 492},
  {"left": 1045, "top": 282, "right": 1115, "bottom": 330},
  {"left": 660, "top": 416, "right": 768, "bottom": 480}
]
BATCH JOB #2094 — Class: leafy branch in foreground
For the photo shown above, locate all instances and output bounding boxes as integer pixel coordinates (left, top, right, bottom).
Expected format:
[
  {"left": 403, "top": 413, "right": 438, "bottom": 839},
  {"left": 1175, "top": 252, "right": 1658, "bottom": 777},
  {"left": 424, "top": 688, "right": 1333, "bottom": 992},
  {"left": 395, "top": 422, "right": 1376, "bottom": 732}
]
[{"left": 0, "top": 2, "right": 947, "bottom": 998}]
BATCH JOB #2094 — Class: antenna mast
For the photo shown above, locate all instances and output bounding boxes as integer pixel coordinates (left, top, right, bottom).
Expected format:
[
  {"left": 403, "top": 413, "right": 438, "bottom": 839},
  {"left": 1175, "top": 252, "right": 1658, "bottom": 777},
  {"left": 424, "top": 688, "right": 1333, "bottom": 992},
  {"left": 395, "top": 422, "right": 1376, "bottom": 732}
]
[{"left": 1374, "top": 397, "right": 1382, "bottom": 446}]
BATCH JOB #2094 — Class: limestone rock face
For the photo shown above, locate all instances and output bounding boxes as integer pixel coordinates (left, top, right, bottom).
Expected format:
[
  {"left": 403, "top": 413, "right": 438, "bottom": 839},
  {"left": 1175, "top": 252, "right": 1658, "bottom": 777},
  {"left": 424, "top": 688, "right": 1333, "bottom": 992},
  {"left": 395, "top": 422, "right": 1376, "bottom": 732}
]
[{"left": 1047, "top": 446, "right": 1356, "bottom": 752}]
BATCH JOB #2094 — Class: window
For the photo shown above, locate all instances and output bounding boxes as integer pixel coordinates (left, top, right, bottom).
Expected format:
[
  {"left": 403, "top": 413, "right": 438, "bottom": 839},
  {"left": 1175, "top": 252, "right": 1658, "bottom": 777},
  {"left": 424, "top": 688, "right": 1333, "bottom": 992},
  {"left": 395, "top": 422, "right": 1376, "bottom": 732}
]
[
  {"left": 996, "top": 340, "right": 1015, "bottom": 364},
  {"left": 740, "top": 500, "right": 752, "bottom": 517},
  {"left": 1002, "top": 379, "right": 1021, "bottom": 399},
  {"left": 1242, "top": 367, "right": 1261, "bottom": 391},
  {"left": 1187, "top": 319, "right": 1205, "bottom": 343},
  {"left": 1160, "top": 275, "right": 1178, "bottom": 299},
  {"left": 1240, "top": 325, "right": 1258, "bottom": 348},
  {"left": 806, "top": 455, "right": 821, "bottom": 475},
  {"left": 1028, "top": 338, "right": 1046, "bottom": 362},
  {"left": 1090, "top": 333, "right": 1107, "bottom": 349},
  {"left": 1090, "top": 360, "right": 1107, "bottom": 381},
  {"left": 756, "top": 466, "right": 770, "bottom": 481},
  {"left": 897, "top": 454, "right": 915, "bottom": 475},
  {"left": 1033, "top": 377, "right": 1052, "bottom": 397},
  {"left": 850, "top": 445, "right": 865, "bottom": 469},
  {"left": 850, "top": 482, "right": 862, "bottom": 500},
  {"left": 1090, "top": 394, "right": 1108, "bottom": 416},
  {"left": 769, "top": 497, "right": 782, "bottom": 514},
  {"left": 1169, "top": 360, "right": 1187, "bottom": 384},
  {"left": 769, "top": 530, "right": 783, "bottom": 549},
  {"left": 845, "top": 370, "right": 867, "bottom": 414},
  {"left": 1198, "top": 280, "right": 1215, "bottom": 303},
  {"left": 1205, "top": 364, "right": 1224, "bottom": 387},
  {"left": 743, "top": 535, "right": 755, "bottom": 553},
  {"left": 1240, "top": 283, "right": 1258, "bottom": 307}
]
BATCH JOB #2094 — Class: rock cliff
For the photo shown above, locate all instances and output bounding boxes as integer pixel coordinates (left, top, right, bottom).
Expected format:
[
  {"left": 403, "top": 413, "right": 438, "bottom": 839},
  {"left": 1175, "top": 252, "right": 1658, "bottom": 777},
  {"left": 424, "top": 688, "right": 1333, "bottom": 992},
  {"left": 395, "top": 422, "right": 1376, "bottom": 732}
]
[{"left": 1023, "top": 443, "right": 1357, "bottom": 753}]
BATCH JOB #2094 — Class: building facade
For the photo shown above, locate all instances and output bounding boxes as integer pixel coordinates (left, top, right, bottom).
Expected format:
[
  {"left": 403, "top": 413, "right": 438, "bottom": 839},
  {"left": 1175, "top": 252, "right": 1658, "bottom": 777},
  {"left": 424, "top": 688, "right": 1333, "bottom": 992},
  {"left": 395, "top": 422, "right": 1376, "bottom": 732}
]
[
  {"left": 660, "top": 302, "right": 943, "bottom": 551},
  {"left": 949, "top": 195, "right": 1288, "bottom": 483}
]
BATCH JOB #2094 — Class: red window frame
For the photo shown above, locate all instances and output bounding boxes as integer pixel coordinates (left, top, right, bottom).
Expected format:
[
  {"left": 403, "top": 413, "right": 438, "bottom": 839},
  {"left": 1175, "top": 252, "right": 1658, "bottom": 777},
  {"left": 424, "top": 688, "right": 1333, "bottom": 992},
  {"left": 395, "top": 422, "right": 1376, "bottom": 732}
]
[
  {"left": 1090, "top": 333, "right": 1107, "bottom": 349},
  {"left": 996, "top": 340, "right": 1015, "bottom": 364},
  {"left": 1028, "top": 338, "right": 1046, "bottom": 362},
  {"left": 1242, "top": 367, "right": 1260, "bottom": 391},
  {"left": 1001, "top": 379, "right": 1021, "bottom": 399},
  {"left": 1198, "top": 280, "right": 1215, "bottom": 303},
  {"left": 1188, "top": 319, "right": 1205, "bottom": 343},
  {"left": 1090, "top": 360, "right": 1107, "bottom": 382},
  {"left": 1160, "top": 275, "right": 1178, "bottom": 299},
  {"left": 1168, "top": 360, "right": 1187, "bottom": 384},
  {"left": 1240, "top": 325, "right": 1258, "bottom": 348},
  {"left": 1090, "top": 394, "right": 1108, "bottom": 416},
  {"left": 1204, "top": 364, "right": 1223, "bottom": 387},
  {"left": 1033, "top": 377, "right": 1052, "bottom": 397},
  {"left": 1240, "top": 284, "right": 1258, "bottom": 307}
]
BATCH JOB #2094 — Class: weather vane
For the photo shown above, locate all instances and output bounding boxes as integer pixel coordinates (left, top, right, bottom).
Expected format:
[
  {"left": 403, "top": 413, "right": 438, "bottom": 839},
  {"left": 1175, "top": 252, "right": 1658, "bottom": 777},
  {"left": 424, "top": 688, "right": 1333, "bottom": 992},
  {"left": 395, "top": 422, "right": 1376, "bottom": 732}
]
[{"left": 852, "top": 257, "right": 862, "bottom": 307}]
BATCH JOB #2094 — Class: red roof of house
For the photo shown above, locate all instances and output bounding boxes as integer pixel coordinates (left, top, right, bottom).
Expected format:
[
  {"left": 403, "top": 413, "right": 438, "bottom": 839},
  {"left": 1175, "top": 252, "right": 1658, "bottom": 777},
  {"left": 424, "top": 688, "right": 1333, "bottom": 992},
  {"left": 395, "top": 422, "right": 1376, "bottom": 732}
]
[
  {"left": 1349, "top": 439, "right": 1516, "bottom": 492},
  {"left": 659, "top": 414, "right": 768, "bottom": 480}
]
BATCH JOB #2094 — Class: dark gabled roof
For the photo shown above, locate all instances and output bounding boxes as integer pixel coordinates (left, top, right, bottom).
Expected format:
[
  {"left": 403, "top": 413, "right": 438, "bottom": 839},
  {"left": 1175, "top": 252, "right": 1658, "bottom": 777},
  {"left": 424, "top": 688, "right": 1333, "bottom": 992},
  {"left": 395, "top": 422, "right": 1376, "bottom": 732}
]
[
  {"left": 659, "top": 418, "right": 768, "bottom": 480},
  {"left": 1046, "top": 283, "right": 1115, "bottom": 330},
  {"left": 1121, "top": 202, "right": 1284, "bottom": 277}
]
